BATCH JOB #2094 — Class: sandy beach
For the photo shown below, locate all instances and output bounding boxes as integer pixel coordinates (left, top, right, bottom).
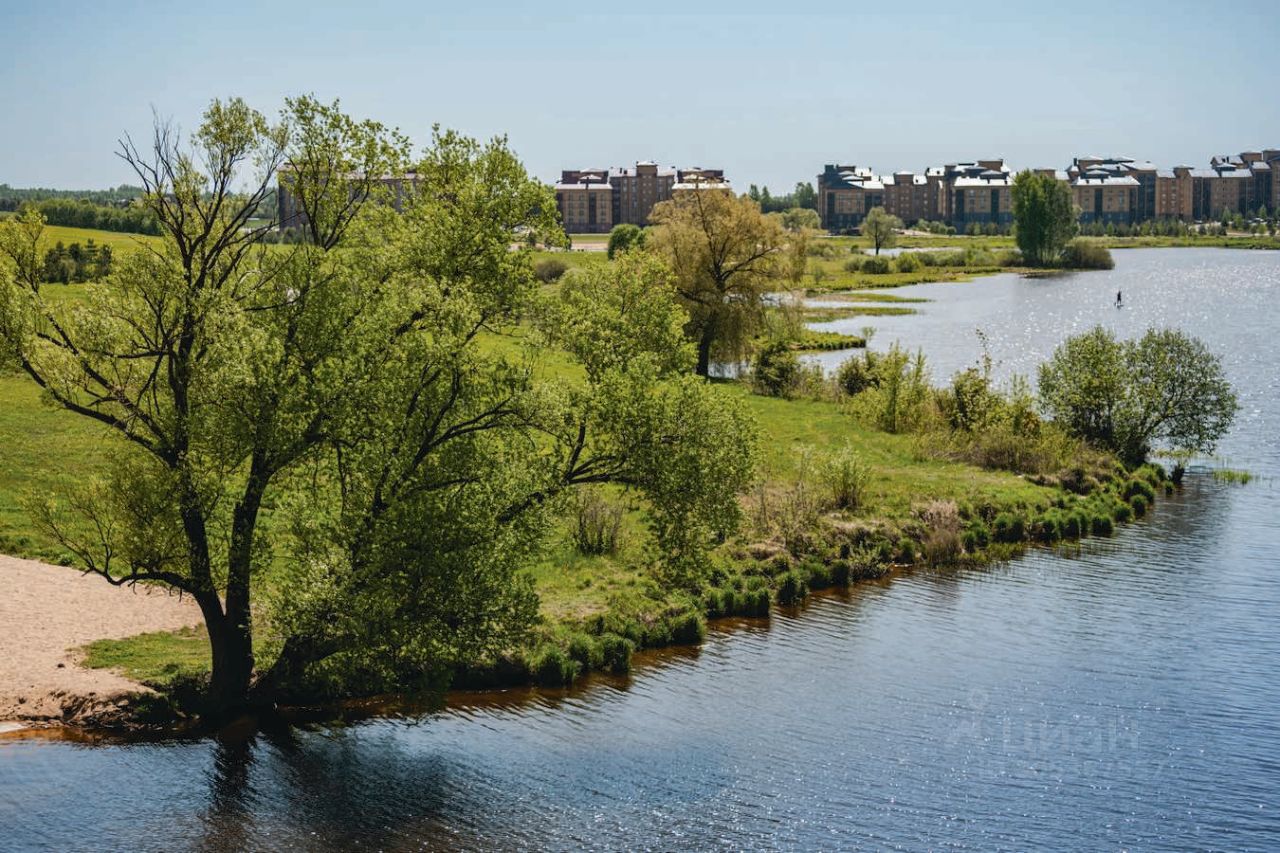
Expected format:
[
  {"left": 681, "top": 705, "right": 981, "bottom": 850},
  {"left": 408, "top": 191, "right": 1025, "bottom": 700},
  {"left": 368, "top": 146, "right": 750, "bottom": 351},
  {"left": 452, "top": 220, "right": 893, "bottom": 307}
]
[{"left": 0, "top": 553, "right": 201, "bottom": 722}]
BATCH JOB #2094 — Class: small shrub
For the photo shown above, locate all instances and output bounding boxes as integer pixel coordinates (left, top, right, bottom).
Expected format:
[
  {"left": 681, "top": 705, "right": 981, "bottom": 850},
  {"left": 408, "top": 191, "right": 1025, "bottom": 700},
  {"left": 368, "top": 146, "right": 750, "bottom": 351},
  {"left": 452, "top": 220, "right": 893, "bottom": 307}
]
[
  {"left": 829, "top": 558, "right": 852, "bottom": 586},
  {"left": 1032, "top": 513, "right": 1062, "bottom": 543},
  {"left": 1091, "top": 514, "right": 1114, "bottom": 536},
  {"left": 803, "top": 558, "right": 833, "bottom": 589},
  {"left": 1130, "top": 494, "right": 1149, "bottom": 517},
  {"left": 896, "top": 537, "right": 917, "bottom": 564},
  {"left": 821, "top": 444, "right": 871, "bottom": 511},
  {"left": 894, "top": 252, "right": 923, "bottom": 273},
  {"left": 776, "top": 570, "right": 810, "bottom": 605},
  {"left": 860, "top": 256, "right": 892, "bottom": 274},
  {"left": 992, "top": 512, "right": 1026, "bottom": 543},
  {"left": 843, "top": 258, "right": 864, "bottom": 273},
  {"left": 566, "top": 633, "right": 603, "bottom": 670},
  {"left": 530, "top": 646, "right": 579, "bottom": 687},
  {"left": 835, "top": 352, "right": 878, "bottom": 396},
  {"left": 669, "top": 609, "right": 707, "bottom": 645},
  {"left": 597, "top": 633, "right": 634, "bottom": 673},
  {"left": 996, "top": 248, "right": 1024, "bottom": 266},
  {"left": 571, "top": 488, "right": 624, "bottom": 555},
  {"left": 534, "top": 258, "right": 568, "bottom": 282},
  {"left": 963, "top": 521, "right": 991, "bottom": 552},
  {"left": 752, "top": 340, "right": 803, "bottom": 398},
  {"left": 1112, "top": 501, "right": 1133, "bottom": 523},
  {"left": 1061, "top": 512, "right": 1082, "bottom": 539},
  {"left": 704, "top": 587, "right": 734, "bottom": 618},
  {"left": 1060, "top": 239, "right": 1114, "bottom": 270},
  {"left": 1072, "top": 510, "right": 1091, "bottom": 537},
  {"left": 920, "top": 500, "right": 962, "bottom": 564},
  {"left": 606, "top": 223, "right": 645, "bottom": 259},
  {"left": 741, "top": 586, "right": 772, "bottom": 616},
  {"left": 1122, "top": 478, "right": 1156, "bottom": 503}
]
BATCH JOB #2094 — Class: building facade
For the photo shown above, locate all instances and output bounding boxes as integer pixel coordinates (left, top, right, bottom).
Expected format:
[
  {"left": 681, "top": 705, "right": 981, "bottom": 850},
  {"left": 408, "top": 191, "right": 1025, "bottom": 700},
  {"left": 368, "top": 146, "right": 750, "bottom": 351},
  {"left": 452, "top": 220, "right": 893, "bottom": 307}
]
[
  {"left": 554, "top": 162, "right": 728, "bottom": 234},
  {"left": 817, "top": 165, "right": 885, "bottom": 231},
  {"left": 815, "top": 147, "right": 1278, "bottom": 233}
]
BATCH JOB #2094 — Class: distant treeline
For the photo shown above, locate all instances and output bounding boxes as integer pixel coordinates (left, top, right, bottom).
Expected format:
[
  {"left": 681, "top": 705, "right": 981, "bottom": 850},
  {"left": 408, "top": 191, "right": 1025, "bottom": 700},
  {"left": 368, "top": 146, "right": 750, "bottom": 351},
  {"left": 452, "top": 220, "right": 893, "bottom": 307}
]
[
  {"left": 747, "top": 182, "right": 818, "bottom": 213},
  {"left": 1, "top": 184, "right": 279, "bottom": 235},
  {"left": 0, "top": 183, "right": 144, "bottom": 209},
  {"left": 25, "top": 198, "right": 162, "bottom": 235}
]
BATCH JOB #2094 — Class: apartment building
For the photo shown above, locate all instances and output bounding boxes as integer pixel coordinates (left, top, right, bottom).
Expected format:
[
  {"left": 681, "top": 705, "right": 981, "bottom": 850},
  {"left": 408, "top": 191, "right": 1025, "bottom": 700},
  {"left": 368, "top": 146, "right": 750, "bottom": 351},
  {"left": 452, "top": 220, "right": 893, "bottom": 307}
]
[
  {"left": 1067, "top": 157, "right": 1157, "bottom": 221},
  {"left": 883, "top": 172, "right": 932, "bottom": 224},
  {"left": 1156, "top": 168, "right": 1193, "bottom": 220},
  {"left": 554, "top": 162, "right": 729, "bottom": 234},
  {"left": 944, "top": 161, "right": 1014, "bottom": 229},
  {"left": 819, "top": 161, "right": 1006, "bottom": 231},
  {"left": 816, "top": 147, "right": 1278, "bottom": 233},
  {"left": 1070, "top": 173, "right": 1139, "bottom": 225},
  {"left": 817, "top": 165, "right": 885, "bottom": 230}
]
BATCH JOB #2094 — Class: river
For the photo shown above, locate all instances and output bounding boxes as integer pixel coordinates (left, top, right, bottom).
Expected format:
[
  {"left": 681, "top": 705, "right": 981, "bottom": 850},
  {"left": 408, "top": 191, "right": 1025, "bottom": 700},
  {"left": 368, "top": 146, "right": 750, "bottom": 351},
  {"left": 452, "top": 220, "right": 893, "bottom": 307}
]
[{"left": 2, "top": 249, "right": 1277, "bottom": 851}]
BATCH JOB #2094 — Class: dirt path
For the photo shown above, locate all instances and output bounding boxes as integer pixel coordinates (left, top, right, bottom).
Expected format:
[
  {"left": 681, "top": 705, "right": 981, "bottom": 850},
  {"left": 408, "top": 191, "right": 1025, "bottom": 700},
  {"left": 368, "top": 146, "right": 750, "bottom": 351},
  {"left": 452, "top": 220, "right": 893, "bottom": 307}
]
[{"left": 0, "top": 554, "right": 201, "bottom": 722}]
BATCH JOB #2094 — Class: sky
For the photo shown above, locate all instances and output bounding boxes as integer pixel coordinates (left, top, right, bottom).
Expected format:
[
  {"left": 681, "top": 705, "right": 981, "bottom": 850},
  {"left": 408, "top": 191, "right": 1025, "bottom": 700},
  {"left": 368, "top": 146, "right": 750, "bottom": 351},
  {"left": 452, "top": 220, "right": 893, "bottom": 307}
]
[{"left": 3, "top": 0, "right": 1279, "bottom": 192}]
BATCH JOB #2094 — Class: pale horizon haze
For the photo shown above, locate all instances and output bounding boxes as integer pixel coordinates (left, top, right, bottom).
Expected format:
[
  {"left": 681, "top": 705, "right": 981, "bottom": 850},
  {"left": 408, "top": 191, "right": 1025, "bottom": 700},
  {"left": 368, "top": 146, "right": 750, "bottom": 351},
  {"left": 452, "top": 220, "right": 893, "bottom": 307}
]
[{"left": 3, "top": 0, "right": 1279, "bottom": 192}]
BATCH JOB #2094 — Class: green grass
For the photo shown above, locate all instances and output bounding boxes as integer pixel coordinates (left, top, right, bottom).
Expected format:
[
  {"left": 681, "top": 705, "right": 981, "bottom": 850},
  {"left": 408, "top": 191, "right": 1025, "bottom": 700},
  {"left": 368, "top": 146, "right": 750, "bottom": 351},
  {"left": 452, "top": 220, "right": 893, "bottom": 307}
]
[
  {"left": 733, "top": 387, "right": 1051, "bottom": 519},
  {"left": 80, "top": 626, "right": 210, "bottom": 686},
  {"left": 37, "top": 224, "right": 162, "bottom": 252},
  {"left": 0, "top": 373, "right": 109, "bottom": 561},
  {"left": 804, "top": 305, "right": 917, "bottom": 321},
  {"left": 820, "top": 290, "right": 930, "bottom": 303}
]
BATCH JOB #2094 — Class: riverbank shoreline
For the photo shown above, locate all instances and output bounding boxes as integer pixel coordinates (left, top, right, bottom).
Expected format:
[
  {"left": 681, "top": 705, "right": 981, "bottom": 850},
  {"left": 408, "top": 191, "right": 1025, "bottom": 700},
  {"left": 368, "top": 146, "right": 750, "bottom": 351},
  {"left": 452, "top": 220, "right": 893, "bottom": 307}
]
[{"left": 0, "top": 458, "right": 1173, "bottom": 738}]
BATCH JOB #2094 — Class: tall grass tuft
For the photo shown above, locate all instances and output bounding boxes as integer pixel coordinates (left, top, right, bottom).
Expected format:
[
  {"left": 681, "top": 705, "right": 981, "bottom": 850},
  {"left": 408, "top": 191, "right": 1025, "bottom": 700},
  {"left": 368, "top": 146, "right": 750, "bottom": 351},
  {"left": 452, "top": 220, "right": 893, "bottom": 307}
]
[
  {"left": 571, "top": 488, "right": 624, "bottom": 555},
  {"left": 821, "top": 444, "right": 871, "bottom": 511}
]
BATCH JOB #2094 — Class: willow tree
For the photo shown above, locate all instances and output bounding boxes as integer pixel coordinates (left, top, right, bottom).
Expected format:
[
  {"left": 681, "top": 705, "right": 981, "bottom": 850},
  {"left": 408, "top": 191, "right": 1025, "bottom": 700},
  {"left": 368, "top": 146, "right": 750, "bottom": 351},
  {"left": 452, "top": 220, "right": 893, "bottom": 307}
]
[
  {"left": 647, "top": 190, "right": 789, "bottom": 376},
  {"left": 0, "top": 98, "right": 757, "bottom": 712}
]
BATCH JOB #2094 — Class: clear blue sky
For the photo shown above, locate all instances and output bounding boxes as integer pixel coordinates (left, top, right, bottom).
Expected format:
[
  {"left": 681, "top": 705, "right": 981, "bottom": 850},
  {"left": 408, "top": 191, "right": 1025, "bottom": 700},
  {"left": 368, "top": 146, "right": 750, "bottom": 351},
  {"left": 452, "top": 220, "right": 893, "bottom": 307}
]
[{"left": 3, "top": 0, "right": 1278, "bottom": 192}]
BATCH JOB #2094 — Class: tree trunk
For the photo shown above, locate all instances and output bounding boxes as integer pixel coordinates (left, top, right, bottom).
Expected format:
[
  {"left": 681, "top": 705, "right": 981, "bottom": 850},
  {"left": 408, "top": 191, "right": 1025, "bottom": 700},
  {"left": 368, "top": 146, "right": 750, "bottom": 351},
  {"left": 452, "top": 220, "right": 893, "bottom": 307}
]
[
  {"left": 249, "top": 633, "right": 336, "bottom": 702},
  {"left": 194, "top": 590, "right": 255, "bottom": 711},
  {"left": 695, "top": 325, "right": 715, "bottom": 377}
]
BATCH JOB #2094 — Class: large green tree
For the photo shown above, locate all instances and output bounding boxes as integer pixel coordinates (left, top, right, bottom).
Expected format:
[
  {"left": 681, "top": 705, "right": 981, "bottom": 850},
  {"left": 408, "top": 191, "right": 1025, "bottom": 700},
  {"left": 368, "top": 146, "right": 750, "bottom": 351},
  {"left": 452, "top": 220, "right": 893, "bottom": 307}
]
[
  {"left": 0, "top": 99, "right": 757, "bottom": 712},
  {"left": 1038, "top": 326, "right": 1237, "bottom": 464},
  {"left": 1011, "top": 170, "right": 1078, "bottom": 266},
  {"left": 647, "top": 190, "right": 789, "bottom": 376}
]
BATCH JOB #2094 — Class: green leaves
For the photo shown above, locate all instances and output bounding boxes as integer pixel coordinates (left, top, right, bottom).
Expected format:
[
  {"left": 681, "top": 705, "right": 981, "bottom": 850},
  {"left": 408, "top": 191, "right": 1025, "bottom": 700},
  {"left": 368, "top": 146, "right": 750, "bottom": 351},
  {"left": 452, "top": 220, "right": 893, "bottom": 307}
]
[
  {"left": 1011, "top": 170, "right": 1078, "bottom": 267},
  {"left": 543, "top": 251, "right": 693, "bottom": 381},
  {"left": 1038, "top": 326, "right": 1238, "bottom": 464}
]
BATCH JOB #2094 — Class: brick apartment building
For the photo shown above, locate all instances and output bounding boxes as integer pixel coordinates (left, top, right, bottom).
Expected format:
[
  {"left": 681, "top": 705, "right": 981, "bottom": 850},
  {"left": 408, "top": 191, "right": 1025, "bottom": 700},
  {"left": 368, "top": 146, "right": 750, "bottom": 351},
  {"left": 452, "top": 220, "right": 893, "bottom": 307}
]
[
  {"left": 554, "top": 162, "right": 729, "bottom": 234},
  {"left": 816, "top": 149, "right": 1280, "bottom": 233}
]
